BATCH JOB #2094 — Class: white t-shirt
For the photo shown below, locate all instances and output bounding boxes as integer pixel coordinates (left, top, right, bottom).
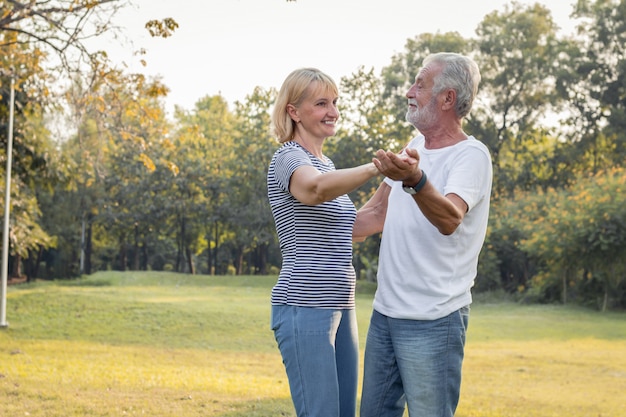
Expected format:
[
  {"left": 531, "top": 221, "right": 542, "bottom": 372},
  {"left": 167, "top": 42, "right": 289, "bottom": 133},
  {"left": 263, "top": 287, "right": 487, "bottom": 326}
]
[{"left": 373, "top": 135, "right": 492, "bottom": 320}]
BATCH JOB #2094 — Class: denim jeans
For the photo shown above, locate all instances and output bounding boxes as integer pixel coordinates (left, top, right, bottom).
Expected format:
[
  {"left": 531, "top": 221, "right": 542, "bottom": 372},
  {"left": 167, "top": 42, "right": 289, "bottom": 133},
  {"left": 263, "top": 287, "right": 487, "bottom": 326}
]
[
  {"left": 271, "top": 305, "right": 359, "bottom": 417},
  {"left": 360, "top": 307, "right": 470, "bottom": 417}
]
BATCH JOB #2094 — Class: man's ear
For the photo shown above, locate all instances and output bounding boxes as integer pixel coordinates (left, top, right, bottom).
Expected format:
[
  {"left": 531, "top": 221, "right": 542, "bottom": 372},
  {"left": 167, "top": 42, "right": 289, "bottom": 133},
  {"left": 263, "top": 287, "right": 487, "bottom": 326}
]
[{"left": 442, "top": 89, "right": 457, "bottom": 110}]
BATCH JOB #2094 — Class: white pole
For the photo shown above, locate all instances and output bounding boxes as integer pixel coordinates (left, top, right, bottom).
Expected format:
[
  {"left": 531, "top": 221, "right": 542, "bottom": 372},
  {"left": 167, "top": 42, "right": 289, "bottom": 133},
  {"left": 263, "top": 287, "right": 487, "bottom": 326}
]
[{"left": 1, "top": 74, "right": 15, "bottom": 328}]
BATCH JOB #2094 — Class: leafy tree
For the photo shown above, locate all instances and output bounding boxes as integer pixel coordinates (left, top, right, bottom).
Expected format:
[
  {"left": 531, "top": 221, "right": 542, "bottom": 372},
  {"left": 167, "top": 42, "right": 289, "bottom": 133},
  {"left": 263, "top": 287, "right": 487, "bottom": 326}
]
[
  {"left": 475, "top": 1, "right": 565, "bottom": 197},
  {"left": 0, "top": 0, "right": 126, "bottom": 69},
  {"left": 0, "top": 1, "right": 178, "bottom": 70},
  {"left": 0, "top": 35, "right": 62, "bottom": 279},
  {"left": 103, "top": 75, "right": 169, "bottom": 271},
  {"left": 173, "top": 95, "right": 237, "bottom": 274},
  {"left": 61, "top": 67, "right": 171, "bottom": 272},
  {"left": 229, "top": 87, "right": 277, "bottom": 275},
  {"left": 520, "top": 168, "right": 626, "bottom": 310},
  {"left": 556, "top": 0, "right": 626, "bottom": 172},
  {"left": 1, "top": 0, "right": 178, "bottom": 279},
  {"left": 53, "top": 66, "right": 118, "bottom": 277}
]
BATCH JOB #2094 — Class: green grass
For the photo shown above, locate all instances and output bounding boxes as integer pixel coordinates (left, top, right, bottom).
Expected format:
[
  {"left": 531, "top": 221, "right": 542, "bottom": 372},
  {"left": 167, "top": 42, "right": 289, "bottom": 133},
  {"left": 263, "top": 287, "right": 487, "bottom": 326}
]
[{"left": 1, "top": 271, "right": 625, "bottom": 417}]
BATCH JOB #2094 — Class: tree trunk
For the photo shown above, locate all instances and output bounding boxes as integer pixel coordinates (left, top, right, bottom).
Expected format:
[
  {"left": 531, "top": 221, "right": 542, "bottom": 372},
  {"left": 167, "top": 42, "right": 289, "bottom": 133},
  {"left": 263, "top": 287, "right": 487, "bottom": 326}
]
[
  {"left": 561, "top": 268, "right": 568, "bottom": 305},
  {"left": 258, "top": 244, "right": 268, "bottom": 275},
  {"left": 133, "top": 224, "right": 140, "bottom": 271},
  {"left": 213, "top": 221, "right": 219, "bottom": 275},
  {"left": 176, "top": 214, "right": 185, "bottom": 272},
  {"left": 141, "top": 240, "right": 148, "bottom": 271},
  {"left": 85, "top": 221, "right": 92, "bottom": 275},
  {"left": 206, "top": 232, "right": 213, "bottom": 275},
  {"left": 601, "top": 285, "right": 608, "bottom": 312},
  {"left": 118, "top": 240, "right": 127, "bottom": 271},
  {"left": 236, "top": 249, "right": 244, "bottom": 275},
  {"left": 185, "top": 245, "right": 195, "bottom": 274}
]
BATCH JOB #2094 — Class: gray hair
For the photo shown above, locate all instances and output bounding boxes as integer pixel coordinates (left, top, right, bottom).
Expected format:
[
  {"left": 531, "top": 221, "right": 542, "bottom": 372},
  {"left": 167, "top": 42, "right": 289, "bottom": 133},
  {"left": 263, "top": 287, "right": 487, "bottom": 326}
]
[{"left": 423, "top": 52, "right": 481, "bottom": 119}]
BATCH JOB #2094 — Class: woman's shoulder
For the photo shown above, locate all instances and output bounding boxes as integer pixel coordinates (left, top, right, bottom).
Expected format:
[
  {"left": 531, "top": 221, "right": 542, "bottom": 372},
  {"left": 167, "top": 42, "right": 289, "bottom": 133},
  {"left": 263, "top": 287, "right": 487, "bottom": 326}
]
[{"left": 272, "top": 141, "right": 304, "bottom": 160}]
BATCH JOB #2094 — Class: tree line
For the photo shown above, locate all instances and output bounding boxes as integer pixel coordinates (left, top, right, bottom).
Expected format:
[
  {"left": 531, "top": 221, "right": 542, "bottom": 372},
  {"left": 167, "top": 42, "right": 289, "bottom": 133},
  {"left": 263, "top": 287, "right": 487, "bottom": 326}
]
[{"left": 1, "top": 0, "right": 625, "bottom": 310}]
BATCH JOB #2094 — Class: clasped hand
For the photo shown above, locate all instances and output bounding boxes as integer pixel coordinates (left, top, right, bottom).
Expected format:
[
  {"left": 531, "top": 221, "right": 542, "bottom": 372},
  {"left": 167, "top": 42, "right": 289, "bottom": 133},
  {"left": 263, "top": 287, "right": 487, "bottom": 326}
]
[{"left": 373, "top": 148, "right": 421, "bottom": 183}]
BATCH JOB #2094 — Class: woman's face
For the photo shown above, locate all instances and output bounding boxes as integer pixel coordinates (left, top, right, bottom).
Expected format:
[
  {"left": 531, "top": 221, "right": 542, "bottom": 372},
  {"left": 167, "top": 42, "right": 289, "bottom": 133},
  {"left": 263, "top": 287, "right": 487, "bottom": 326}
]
[{"left": 291, "top": 82, "right": 339, "bottom": 140}]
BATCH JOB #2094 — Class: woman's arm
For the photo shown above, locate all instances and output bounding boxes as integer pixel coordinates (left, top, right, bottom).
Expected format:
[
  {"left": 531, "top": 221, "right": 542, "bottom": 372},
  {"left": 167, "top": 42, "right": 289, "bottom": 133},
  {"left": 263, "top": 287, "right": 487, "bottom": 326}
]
[{"left": 289, "top": 162, "right": 380, "bottom": 206}]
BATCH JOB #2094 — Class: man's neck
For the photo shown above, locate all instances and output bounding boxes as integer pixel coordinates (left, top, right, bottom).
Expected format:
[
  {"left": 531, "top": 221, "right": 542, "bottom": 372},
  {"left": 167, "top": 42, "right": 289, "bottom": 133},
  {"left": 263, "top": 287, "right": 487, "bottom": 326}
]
[{"left": 422, "top": 125, "right": 467, "bottom": 150}]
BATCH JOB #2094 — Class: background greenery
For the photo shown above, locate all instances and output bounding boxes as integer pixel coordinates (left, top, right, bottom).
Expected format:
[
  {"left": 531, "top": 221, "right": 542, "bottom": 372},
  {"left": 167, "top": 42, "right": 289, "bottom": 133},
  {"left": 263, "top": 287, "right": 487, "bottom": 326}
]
[
  {"left": 1, "top": 272, "right": 625, "bottom": 417},
  {"left": 1, "top": 0, "right": 626, "bottom": 309}
]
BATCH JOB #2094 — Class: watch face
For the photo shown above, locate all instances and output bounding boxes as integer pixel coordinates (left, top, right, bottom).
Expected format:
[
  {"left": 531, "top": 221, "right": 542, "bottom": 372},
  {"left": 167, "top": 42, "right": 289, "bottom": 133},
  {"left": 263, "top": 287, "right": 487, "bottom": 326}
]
[{"left": 402, "top": 185, "right": 417, "bottom": 195}]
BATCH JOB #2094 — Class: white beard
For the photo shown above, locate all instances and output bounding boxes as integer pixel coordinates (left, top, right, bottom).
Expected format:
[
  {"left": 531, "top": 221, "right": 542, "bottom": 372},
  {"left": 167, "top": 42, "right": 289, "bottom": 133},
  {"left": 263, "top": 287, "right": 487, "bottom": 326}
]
[{"left": 406, "top": 97, "right": 438, "bottom": 130}]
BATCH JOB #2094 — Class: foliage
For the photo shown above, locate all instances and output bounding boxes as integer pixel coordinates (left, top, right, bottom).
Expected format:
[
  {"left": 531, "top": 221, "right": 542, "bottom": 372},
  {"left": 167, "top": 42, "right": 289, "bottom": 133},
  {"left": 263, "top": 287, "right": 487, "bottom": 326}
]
[
  {"left": 171, "top": 94, "right": 239, "bottom": 274},
  {"left": 556, "top": 0, "right": 626, "bottom": 171},
  {"left": 2, "top": 0, "right": 626, "bottom": 310},
  {"left": 0, "top": 33, "right": 64, "bottom": 278},
  {"left": 0, "top": 0, "right": 127, "bottom": 70},
  {"left": 229, "top": 87, "right": 278, "bottom": 275},
  {"left": 484, "top": 167, "right": 626, "bottom": 310},
  {"left": 475, "top": 2, "right": 566, "bottom": 198}
]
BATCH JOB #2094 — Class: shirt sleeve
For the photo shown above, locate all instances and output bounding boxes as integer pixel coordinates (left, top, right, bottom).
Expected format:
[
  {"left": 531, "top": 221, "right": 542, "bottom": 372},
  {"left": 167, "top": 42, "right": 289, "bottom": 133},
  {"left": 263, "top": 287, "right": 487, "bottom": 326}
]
[
  {"left": 273, "top": 145, "right": 313, "bottom": 192},
  {"left": 443, "top": 143, "right": 492, "bottom": 211}
]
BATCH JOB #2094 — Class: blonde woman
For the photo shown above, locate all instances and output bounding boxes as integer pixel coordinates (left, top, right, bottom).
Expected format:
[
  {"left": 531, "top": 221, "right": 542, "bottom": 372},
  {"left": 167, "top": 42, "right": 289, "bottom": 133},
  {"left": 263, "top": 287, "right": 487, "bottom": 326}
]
[{"left": 267, "top": 68, "right": 386, "bottom": 417}]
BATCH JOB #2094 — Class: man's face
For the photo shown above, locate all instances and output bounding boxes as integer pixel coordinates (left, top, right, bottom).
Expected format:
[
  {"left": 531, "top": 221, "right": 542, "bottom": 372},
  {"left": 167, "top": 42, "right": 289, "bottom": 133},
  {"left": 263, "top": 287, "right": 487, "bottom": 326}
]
[
  {"left": 406, "top": 94, "right": 438, "bottom": 130},
  {"left": 405, "top": 63, "right": 442, "bottom": 130}
]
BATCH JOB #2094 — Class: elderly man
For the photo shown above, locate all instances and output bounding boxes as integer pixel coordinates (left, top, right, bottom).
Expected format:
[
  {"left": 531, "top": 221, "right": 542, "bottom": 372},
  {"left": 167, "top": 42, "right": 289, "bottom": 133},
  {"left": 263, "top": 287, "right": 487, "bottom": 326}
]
[{"left": 355, "top": 52, "right": 493, "bottom": 417}]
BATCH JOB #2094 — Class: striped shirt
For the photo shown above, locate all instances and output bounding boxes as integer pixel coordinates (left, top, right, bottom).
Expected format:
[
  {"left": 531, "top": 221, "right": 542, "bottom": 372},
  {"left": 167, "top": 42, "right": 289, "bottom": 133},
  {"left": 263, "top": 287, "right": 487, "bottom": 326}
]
[{"left": 267, "top": 142, "right": 357, "bottom": 309}]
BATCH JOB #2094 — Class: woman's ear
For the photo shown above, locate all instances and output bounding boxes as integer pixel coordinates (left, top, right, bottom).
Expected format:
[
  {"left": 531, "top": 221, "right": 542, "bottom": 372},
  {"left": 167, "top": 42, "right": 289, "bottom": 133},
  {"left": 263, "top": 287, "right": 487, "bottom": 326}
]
[{"left": 287, "top": 104, "right": 299, "bottom": 123}]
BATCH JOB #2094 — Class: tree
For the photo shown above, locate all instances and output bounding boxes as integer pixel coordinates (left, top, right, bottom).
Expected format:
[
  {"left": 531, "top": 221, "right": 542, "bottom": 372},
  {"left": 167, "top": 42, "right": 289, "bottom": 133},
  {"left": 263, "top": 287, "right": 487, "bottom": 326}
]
[
  {"left": 475, "top": 1, "right": 566, "bottom": 197},
  {"left": 227, "top": 87, "right": 277, "bottom": 275},
  {"left": 556, "top": 0, "right": 626, "bottom": 173},
  {"left": 0, "top": 34, "right": 62, "bottom": 280},
  {"left": 60, "top": 67, "right": 171, "bottom": 272},
  {"left": 102, "top": 75, "right": 169, "bottom": 271},
  {"left": 0, "top": 0, "right": 126, "bottom": 69},
  {"left": 1, "top": 0, "right": 179, "bottom": 279},
  {"left": 173, "top": 95, "right": 237, "bottom": 274},
  {"left": 520, "top": 168, "right": 626, "bottom": 310},
  {"left": 0, "top": 1, "right": 179, "bottom": 70}
]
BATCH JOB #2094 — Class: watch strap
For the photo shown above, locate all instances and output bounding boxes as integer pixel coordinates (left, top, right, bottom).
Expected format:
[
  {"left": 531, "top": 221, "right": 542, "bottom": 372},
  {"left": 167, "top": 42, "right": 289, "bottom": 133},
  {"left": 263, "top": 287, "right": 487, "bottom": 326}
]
[{"left": 403, "top": 170, "right": 427, "bottom": 194}]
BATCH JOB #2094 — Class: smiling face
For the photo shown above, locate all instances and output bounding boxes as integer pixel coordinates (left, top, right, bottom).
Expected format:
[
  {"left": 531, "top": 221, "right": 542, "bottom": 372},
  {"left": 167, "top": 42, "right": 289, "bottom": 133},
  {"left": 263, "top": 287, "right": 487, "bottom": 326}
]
[
  {"left": 405, "top": 62, "right": 443, "bottom": 130},
  {"left": 289, "top": 81, "right": 339, "bottom": 140}
]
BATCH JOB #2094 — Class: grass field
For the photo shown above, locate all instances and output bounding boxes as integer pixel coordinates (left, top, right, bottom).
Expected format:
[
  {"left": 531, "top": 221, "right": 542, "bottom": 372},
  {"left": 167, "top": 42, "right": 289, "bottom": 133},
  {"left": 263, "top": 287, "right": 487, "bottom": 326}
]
[{"left": 1, "top": 271, "right": 625, "bottom": 416}]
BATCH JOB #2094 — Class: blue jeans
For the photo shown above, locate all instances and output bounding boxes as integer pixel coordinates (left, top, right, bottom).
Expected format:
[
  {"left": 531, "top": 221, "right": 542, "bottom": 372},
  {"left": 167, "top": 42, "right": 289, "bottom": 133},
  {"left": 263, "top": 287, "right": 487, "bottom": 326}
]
[
  {"left": 360, "top": 307, "right": 470, "bottom": 417},
  {"left": 271, "top": 305, "right": 359, "bottom": 417}
]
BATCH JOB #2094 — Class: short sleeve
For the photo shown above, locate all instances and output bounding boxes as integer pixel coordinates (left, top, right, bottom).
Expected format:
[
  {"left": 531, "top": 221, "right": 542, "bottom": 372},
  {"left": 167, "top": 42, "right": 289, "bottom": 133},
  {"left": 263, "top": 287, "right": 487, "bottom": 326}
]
[{"left": 273, "top": 144, "right": 313, "bottom": 192}]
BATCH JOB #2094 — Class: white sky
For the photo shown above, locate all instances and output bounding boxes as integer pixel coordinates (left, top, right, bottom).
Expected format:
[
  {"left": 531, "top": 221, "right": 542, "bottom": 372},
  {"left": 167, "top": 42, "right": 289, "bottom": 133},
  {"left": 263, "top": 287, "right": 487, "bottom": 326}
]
[{"left": 100, "top": 0, "right": 577, "bottom": 114}]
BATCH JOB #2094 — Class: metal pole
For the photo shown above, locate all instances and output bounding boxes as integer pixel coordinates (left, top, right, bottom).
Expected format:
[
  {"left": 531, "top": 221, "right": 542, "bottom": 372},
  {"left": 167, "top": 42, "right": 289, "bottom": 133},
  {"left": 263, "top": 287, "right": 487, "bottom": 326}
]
[{"left": 1, "top": 74, "right": 15, "bottom": 328}]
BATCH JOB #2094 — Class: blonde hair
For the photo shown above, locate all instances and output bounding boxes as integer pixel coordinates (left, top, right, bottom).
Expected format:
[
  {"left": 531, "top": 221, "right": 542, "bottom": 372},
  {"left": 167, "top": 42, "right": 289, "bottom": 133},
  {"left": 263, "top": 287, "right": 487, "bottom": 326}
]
[{"left": 271, "top": 68, "right": 339, "bottom": 143}]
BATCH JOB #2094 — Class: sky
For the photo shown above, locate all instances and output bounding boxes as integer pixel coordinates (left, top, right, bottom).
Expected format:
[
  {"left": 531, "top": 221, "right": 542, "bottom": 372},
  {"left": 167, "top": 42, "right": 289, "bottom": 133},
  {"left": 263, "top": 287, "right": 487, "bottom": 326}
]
[{"left": 99, "top": 0, "right": 577, "bottom": 114}]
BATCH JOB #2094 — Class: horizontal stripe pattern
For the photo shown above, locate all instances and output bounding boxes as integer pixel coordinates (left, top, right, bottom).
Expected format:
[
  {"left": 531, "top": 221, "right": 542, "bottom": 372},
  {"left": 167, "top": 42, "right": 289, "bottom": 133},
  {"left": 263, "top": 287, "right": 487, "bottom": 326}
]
[{"left": 267, "top": 142, "right": 356, "bottom": 308}]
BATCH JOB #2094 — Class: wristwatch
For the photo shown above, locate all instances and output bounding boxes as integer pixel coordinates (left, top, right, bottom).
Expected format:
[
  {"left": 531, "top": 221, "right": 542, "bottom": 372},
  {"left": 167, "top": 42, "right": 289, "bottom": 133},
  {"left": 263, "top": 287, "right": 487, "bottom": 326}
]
[{"left": 402, "top": 170, "right": 427, "bottom": 195}]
